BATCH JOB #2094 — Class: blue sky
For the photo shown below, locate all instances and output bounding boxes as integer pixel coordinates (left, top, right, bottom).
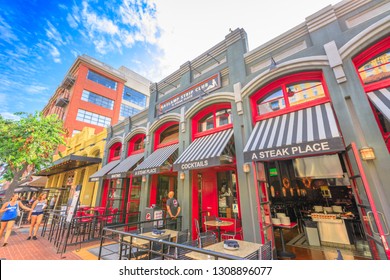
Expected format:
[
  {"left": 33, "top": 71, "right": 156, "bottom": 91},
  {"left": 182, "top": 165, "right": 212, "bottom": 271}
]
[{"left": 0, "top": 0, "right": 340, "bottom": 120}]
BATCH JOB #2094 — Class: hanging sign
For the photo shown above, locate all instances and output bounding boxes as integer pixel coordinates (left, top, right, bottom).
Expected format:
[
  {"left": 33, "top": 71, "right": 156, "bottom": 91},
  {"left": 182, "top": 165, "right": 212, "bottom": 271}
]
[{"left": 158, "top": 73, "right": 221, "bottom": 115}]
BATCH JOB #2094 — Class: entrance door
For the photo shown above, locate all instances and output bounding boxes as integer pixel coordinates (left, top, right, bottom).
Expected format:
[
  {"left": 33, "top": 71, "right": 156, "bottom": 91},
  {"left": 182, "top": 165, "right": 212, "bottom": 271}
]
[
  {"left": 199, "top": 171, "right": 218, "bottom": 231},
  {"left": 345, "top": 143, "right": 390, "bottom": 259},
  {"left": 125, "top": 176, "right": 142, "bottom": 225}
]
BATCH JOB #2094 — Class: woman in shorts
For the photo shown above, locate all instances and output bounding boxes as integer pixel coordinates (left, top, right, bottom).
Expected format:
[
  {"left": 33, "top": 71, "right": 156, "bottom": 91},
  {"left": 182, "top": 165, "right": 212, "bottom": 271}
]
[
  {"left": 27, "top": 193, "right": 47, "bottom": 240},
  {"left": 0, "top": 193, "right": 32, "bottom": 246}
]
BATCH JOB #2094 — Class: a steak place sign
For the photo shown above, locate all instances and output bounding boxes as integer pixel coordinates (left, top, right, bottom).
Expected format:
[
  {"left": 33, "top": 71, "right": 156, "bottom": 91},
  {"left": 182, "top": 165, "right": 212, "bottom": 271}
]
[{"left": 158, "top": 73, "right": 221, "bottom": 115}]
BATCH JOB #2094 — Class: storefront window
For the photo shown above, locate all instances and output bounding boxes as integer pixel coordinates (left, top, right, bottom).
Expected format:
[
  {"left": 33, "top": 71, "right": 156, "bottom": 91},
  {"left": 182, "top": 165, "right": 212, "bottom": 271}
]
[
  {"left": 257, "top": 88, "right": 285, "bottom": 114},
  {"left": 194, "top": 104, "right": 233, "bottom": 135},
  {"left": 198, "top": 113, "right": 214, "bottom": 131},
  {"left": 159, "top": 124, "right": 179, "bottom": 145},
  {"left": 134, "top": 138, "right": 144, "bottom": 151}
]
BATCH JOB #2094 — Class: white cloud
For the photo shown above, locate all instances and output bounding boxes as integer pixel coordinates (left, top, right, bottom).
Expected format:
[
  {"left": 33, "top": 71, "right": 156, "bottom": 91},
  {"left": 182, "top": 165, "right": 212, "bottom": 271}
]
[
  {"left": 0, "top": 16, "right": 18, "bottom": 44},
  {"left": 81, "top": 1, "right": 119, "bottom": 35},
  {"left": 47, "top": 43, "right": 61, "bottom": 63},
  {"left": 146, "top": 0, "right": 341, "bottom": 81},
  {"left": 67, "top": 14, "right": 79, "bottom": 29},
  {"left": 25, "top": 85, "right": 49, "bottom": 94},
  {"left": 45, "top": 20, "right": 65, "bottom": 46},
  {"left": 0, "top": 112, "right": 20, "bottom": 121}
]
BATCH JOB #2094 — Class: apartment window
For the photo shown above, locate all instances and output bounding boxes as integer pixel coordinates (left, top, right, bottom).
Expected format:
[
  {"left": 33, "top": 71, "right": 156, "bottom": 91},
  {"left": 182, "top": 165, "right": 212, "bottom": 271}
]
[
  {"left": 81, "top": 90, "right": 114, "bottom": 110},
  {"left": 76, "top": 109, "right": 111, "bottom": 127},
  {"left": 122, "top": 86, "right": 147, "bottom": 107},
  {"left": 120, "top": 104, "right": 140, "bottom": 117},
  {"left": 87, "top": 70, "right": 117, "bottom": 90}
]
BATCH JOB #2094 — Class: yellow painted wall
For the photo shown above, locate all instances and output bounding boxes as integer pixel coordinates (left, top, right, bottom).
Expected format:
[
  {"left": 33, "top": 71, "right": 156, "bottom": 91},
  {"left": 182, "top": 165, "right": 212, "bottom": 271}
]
[{"left": 46, "top": 127, "right": 107, "bottom": 207}]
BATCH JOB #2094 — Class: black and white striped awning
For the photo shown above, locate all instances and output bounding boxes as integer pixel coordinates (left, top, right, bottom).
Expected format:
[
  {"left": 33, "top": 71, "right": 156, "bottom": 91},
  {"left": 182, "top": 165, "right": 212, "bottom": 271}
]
[
  {"left": 368, "top": 87, "right": 390, "bottom": 122},
  {"left": 173, "top": 129, "right": 234, "bottom": 171},
  {"left": 106, "top": 153, "right": 144, "bottom": 179},
  {"left": 244, "top": 103, "right": 345, "bottom": 161},
  {"left": 133, "top": 144, "right": 178, "bottom": 176},
  {"left": 89, "top": 160, "right": 120, "bottom": 182}
]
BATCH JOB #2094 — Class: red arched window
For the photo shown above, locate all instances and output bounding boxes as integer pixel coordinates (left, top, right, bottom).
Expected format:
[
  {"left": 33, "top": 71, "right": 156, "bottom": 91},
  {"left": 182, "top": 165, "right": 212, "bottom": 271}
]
[
  {"left": 250, "top": 72, "right": 330, "bottom": 122},
  {"left": 353, "top": 36, "right": 390, "bottom": 92},
  {"left": 154, "top": 121, "right": 179, "bottom": 150},
  {"left": 108, "top": 142, "right": 122, "bottom": 162},
  {"left": 191, "top": 103, "right": 233, "bottom": 139},
  {"left": 127, "top": 134, "right": 146, "bottom": 156},
  {"left": 353, "top": 36, "right": 390, "bottom": 152}
]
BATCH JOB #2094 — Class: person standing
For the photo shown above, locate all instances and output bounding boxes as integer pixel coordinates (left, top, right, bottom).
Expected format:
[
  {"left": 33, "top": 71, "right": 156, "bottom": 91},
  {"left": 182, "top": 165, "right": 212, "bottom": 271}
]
[
  {"left": 0, "top": 193, "right": 32, "bottom": 246},
  {"left": 49, "top": 195, "right": 57, "bottom": 210},
  {"left": 27, "top": 193, "right": 47, "bottom": 240},
  {"left": 166, "top": 191, "right": 181, "bottom": 230}
]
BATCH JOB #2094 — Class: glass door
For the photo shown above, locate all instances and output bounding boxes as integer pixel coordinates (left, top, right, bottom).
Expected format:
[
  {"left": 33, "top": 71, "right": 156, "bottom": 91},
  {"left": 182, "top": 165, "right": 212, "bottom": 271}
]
[
  {"left": 345, "top": 143, "right": 390, "bottom": 259},
  {"left": 125, "top": 176, "right": 142, "bottom": 225}
]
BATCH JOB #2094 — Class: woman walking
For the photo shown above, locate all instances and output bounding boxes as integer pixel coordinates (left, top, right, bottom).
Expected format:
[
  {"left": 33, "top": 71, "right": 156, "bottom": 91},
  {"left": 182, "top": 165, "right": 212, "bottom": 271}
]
[
  {"left": 27, "top": 193, "right": 47, "bottom": 240},
  {"left": 0, "top": 193, "right": 32, "bottom": 246}
]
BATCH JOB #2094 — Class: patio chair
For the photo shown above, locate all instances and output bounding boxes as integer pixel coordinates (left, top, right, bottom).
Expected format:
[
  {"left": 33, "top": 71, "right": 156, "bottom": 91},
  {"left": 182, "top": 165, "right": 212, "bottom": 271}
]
[
  {"left": 149, "top": 234, "right": 171, "bottom": 260},
  {"left": 198, "top": 231, "right": 217, "bottom": 248},
  {"left": 259, "top": 240, "right": 273, "bottom": 260},
  {"left": 204, "top": 215, "right": 219, "bottom": 234},
  {"left": 176, "top": 239, "right": 199, "bottom": 260},
  {"left": 221, "top": 218, "right": 243, "bottom": 240}
]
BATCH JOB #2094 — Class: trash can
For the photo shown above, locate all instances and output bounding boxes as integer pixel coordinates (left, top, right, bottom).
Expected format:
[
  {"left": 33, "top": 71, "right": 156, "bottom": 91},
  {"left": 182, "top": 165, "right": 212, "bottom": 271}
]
[{"left": 303, "top": 219, "right": 321, "bottom": 246}]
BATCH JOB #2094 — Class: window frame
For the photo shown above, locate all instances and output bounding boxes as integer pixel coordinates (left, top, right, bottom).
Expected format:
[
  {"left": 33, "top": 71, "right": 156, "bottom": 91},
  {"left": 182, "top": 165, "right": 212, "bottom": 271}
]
[
  {"left": 154, "top": 122, "right": 179, "bottom": 150},
  {"left": 127, "top": 134, "right": 146, "bottom": 156},
  {"left": 352, "top": 36, "right": 390, "bottom": 92},
  {"left": 108, "top": 142, "right": 122, "bottom": 162},
  {"left": 191, "top": 103, "right": 233, "bottom": 140},
  {"left": 250, "top": 71, "right": 330, "bottom": 123}
]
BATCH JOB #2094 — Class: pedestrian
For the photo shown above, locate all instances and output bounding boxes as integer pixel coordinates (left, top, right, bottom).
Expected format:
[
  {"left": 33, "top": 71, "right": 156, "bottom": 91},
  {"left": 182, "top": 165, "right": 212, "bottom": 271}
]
[
  {"left": 0, "top": 193, "right": 32, "bottom": 246},
  {"left": 21, "top": 196, "right": 29, "bottom": 206},
  {"left": 28, "top": 195, "right": 36, "bottom": 206},
  {"left": 27, "top": 193, "right": 47, "bottom": 240},
  {"left": 49, "top": 195, "right": 57, "bottom": 210},
  {"left": 166, "top": 191, "right": 181, "bottom": 230}
]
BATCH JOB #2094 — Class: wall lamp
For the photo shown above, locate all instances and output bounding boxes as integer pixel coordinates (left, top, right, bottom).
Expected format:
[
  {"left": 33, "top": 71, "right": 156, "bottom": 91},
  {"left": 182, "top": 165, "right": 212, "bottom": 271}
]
[
  {"left": 360, "top": 147, "right": 376, "bottom": 160},
  {"left": 243, "top": 163, "right": 251, "bottom": 173},
  {"left": 179, "top": 172, "right": 185, "bottom": 180},
  {"left": 142, "top": 175, "right": 147, "bottom": 182}
]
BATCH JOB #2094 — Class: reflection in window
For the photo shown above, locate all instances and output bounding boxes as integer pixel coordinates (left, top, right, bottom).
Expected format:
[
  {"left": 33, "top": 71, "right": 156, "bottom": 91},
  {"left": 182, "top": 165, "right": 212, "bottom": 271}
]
[
  {"left": 216, "top": 109, "right": 232, "bottom": 126},
  {"left": 122, "top": 86, "right": 147, "bottom": 107},
  {"left": 87, "top": 70, "right": 117, "bottom": 90},
  {"left": 76, "top": 109, "right": 111, "bottom": 127},
  {"left": 287, "top": 81, "right": 325, "bottom": 106},
  {"left": 257, "top": 88, "right": 285, "bottom": 114},
  {"left": 81, "top": 90, "right": 114, "bottom": 110},
  {"left": 198, "top": 113, "right": 214, "bottom": 132},
  {"left": 120, "top": 104, "right": 140, "bottom": 117},
  {"left": 358, "top": 51, "right": 390, "bottom": 85},
  {"left": 134, "top": 137, "right": 145, "bottom": 151},
  {"left": 160, "top": 125, "right": 179, "bottom": 145}
]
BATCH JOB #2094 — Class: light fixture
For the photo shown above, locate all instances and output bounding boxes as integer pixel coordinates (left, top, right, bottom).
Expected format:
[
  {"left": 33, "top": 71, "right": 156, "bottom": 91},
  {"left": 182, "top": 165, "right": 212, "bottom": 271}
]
[
  {"left": 142, "top": 175, "right": 147, "bottom": 182},
  {"left": 179, "top": 172, "right": 185, "bottom": 180},
  {"left": 360, "top": 147, "right": 376, "bottom": 160},
  {"left": 243, "top": 163, "right": 251, "bottom": 173}
]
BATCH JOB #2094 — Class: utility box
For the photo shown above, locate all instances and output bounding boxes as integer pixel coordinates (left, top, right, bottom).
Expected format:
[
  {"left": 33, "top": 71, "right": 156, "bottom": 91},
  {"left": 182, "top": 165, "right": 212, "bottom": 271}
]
[{"left": 143, "top": 206, "right": 164, "bottom": 230}]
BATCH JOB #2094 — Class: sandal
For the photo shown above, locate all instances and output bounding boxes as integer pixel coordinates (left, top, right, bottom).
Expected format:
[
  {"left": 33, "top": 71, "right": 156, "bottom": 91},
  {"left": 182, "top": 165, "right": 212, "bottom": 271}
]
[
  {"left": 27, "top": 236, "right": 31, "bottom": 240},
  {"left": 32, "top": 236, "right": 37, "bottom": 240},
  {"left": 2, "top": 243, "right": 7, "bottom": 247}
]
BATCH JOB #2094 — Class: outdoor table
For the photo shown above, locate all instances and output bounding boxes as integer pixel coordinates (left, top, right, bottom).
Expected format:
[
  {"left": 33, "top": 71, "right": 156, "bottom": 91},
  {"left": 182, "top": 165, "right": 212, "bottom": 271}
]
[
  {"left": 185, "top": 239, "right": 262, "bottom": 260},
  {"left": 204, "top": 219, "right": 233, "bottom": 241},
  {"left": 273, "top": 222, "right": 297, "bottom": 259},
  {"left": 124, "top": 229, "right": 179, "bottom": 247}
]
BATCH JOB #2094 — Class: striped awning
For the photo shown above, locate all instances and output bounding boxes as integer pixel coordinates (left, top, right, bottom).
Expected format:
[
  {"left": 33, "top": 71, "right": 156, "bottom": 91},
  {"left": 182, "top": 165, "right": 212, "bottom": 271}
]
[
  {"left": 89, "top": 160, "right": 120, "bottom": 182},
  {"left": 133, "top": 144, "right": 178, "bottom": 176},
  {"left": 173, "top": 129, "right": 234, "bottom": 171},
  {"left": 244, "top": 103, "right": 345, "bottom": 161},
  {"left": 368, "top": 88, "right": 390, "bottom": 122},
  {"left": 107, "top": 153, "right": 144, "bottom": 179}
]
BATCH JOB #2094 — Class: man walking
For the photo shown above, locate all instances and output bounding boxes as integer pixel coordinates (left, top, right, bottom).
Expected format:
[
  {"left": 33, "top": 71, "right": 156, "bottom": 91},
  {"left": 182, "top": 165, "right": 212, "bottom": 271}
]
[{"left": 166, "top": 191, "right": 181, "bottom": 230}]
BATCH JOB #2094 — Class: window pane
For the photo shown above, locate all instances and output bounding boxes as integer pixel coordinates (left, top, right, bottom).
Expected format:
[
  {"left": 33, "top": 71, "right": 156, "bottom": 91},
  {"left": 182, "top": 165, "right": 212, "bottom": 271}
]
[
  {"left": 87, "top": 70, "right": 117, "bottom": 90},
  {"left": 160, "top": 125, "right": 179, "bottom": 144},
  {"left": 216, "top": 109, "right": 232, "bottom": 127},
  {"left": 76, "top": 109, "right": 111, "bottom": 127},
  {"left": 122, "top": 86, "right": 147, "bottom": 107},
  {"left": 198, "top": 113, "right": 214, "bottom": 132},
  {"left": 287, "top": 81, "right": 325, "bottom": 106},
  {"left": 358, "top": 50, "right": 390, "bottom": 85},
  {"left": 120, "top": 104, "right": 140, "bottom": 117},
  {"left": 257, "top": 88, "right": 285, "bottom": 114}
]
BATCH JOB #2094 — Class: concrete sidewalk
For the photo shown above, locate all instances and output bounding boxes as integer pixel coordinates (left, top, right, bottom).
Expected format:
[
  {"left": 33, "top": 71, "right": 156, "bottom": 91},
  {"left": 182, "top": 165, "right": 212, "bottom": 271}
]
[{"left": 0, "top": 225, "right": 97, "bottom": 260}]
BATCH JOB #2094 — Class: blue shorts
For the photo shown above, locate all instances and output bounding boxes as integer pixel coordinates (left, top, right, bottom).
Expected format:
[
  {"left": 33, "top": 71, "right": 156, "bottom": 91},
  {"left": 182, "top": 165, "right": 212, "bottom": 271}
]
[
  {"left": 1, "top": 217, "right": 16, "bottom": 222},
  {"left": 32, "top": 212, "right": 44, "bottom": 216}
]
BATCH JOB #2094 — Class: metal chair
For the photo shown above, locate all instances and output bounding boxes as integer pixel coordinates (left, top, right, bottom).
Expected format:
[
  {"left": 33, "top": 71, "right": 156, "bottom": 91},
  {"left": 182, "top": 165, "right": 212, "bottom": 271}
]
[
  {"left": 221, "top": 218, "right": 243, "bottom": 240},
  {"left": 176, "top": 239, "right": 199, "bottom": 260},
  {"left": 259, "top": 240, "right": 273, "bottom": 260},
  {"left": 199, "top": 231, "right": 217, "bottom": 248},
  {"left": 149, "top": 234, "right": 171, "bottom": 260},
  {"left": 204, "top": 215, "right": 218, "bottom": 233}
]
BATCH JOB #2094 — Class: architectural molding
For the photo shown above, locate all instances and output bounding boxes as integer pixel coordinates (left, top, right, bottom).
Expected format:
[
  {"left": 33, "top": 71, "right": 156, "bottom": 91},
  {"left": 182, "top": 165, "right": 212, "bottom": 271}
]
[
  {"left": 149, "top": 113, "right": 181, "bottom": 133},
  {"left": 124, "top": 127, "right": 147, "bottom": 143},
  {"left": 324, "top": 41, "right": 347, "bottom": 84},
  {"left": 185, "top": 92, "right": 235, "bottom": 119},
  {"left": 106, "top": 136, "right": 123, "bottom": 148}
]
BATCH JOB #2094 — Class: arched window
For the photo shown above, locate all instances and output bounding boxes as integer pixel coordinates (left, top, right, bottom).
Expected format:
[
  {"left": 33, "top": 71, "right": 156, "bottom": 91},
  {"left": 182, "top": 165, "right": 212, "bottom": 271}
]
[
  {"left": 353, "top": 36, "right": 390, "bottom": 92},
  {"left": 154, "top": 122, "right": 179, "bottom": 150},
  {"left": 192, "top": 103, "right": 233, "bottom": 138},
  {"left": 353, "top": 36, "right": 390, "bottom": 152},
  {"left": 108, "top": 142, "right": 122, "bottom": 162},
  {"left": 127, "top": 134, "right": 146, "bottom": 156},
  {"left": 250, "top": 72, "right": 329, "bottom": 122}
]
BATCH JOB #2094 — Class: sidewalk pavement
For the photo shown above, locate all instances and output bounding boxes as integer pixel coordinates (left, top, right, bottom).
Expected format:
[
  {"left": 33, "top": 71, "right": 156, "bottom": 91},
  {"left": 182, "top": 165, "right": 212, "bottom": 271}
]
[{"left": 0, "top": 225, "right": 99, "bottom": 260}]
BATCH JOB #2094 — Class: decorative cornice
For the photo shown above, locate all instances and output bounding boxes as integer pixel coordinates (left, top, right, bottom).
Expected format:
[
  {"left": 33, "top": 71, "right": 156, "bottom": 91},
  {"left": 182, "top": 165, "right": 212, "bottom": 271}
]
[
  {"left": 185, "top": 92, "right": 235, "bottom": 119},
  {"left": 149, "top": 113, "right": 181, "bottom": 133}
]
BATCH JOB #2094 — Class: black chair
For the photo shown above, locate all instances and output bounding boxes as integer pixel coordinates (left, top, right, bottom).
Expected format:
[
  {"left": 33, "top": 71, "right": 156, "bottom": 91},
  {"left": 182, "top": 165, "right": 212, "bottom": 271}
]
[
  {"left": 149, "top": 234, "right": 171, "bottom": 260},
  {"left": 166, "top": 229, "right": 190, "bottom": 259},
  {"left": 199, "top": 231, "right": 217, "bottom": 248},
  {"left": 221, "top": 218, "right": 243, "bottom": 240},
  {"left": 176, "top": 239, "right": 199, "bottom": 260}
]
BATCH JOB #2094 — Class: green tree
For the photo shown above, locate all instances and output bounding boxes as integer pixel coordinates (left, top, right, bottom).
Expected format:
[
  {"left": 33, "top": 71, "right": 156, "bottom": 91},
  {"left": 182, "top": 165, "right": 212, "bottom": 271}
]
[{"left": 0, "top": 112, "right": 66, "bottom": 202}]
